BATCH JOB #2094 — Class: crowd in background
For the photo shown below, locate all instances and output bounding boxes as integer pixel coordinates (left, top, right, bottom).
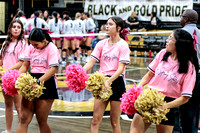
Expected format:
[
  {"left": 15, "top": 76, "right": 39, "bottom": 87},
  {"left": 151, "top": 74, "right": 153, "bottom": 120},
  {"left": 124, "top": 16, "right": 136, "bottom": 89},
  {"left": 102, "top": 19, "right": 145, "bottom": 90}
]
[{"left": 13, "top": 9, "right": 107, "bottom": 65}]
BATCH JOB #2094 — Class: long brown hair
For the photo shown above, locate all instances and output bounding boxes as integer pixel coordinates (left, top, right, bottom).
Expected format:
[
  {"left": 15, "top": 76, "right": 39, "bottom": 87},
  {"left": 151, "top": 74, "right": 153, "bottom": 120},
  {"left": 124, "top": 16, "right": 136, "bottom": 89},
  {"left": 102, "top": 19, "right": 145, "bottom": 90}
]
[{"left": 0, "top": 19, "right": 25, "bottom": 59}]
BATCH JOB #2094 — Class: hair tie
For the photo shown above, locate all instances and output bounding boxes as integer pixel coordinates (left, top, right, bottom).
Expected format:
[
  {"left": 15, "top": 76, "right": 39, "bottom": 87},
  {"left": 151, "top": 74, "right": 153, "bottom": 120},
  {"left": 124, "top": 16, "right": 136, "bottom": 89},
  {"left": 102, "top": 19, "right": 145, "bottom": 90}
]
[
  {"left": 121, "top": 28, "right": 130, "bottom": 41},
  {"left": 41, "top": 28, "right": 53, "bottom": 34},
  {"left": 34, "top": 16, "right": 37, "bottom": 19}
]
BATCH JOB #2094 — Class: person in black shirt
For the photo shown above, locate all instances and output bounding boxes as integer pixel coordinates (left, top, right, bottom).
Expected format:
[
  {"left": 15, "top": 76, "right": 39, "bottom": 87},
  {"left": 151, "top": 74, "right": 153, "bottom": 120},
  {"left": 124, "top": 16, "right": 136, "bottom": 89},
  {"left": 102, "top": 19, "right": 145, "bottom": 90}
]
[{"left": 125, "top": 12, "right": 139, "bottom": 31}]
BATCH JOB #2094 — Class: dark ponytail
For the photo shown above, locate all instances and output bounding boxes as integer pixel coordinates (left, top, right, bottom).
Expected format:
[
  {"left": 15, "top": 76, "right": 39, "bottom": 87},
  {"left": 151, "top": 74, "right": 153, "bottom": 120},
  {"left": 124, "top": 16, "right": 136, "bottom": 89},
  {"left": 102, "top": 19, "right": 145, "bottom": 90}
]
[
  {"left": 34, "top": 11, "right": 39, "bottom": 27},
  {"left": 52, "top": 11, "right": 58, "bottom": 27}
]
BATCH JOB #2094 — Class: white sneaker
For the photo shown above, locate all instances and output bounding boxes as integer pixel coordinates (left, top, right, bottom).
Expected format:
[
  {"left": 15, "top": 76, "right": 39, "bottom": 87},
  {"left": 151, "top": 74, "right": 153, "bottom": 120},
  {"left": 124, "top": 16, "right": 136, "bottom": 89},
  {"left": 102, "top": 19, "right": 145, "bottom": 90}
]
[
  {"left": 85, "top": 56, "right": 91, "bottom": 62},
  {"left": 61, "top": 61, "right": 66, "bottom": 66},
  {"left": 58, "top": 58, "right": 62, "bottom": 64},
  {"left": 70, "top": 60, "right": 75, "bottom": 64},
  {"left": 2, "top": 130, "right": 10, "bottom": 133},
  {"left": 81, "top": 56, "right": 86, "bottom": 62},
  {"left": 77, "top": 57, "right": 81, "bottom": 62},
  {"left": 68, "top": 55, "right": 74, "bottom": 60},
  {"left": 74, "top": 60, "right": 80, "bottom": 64}
]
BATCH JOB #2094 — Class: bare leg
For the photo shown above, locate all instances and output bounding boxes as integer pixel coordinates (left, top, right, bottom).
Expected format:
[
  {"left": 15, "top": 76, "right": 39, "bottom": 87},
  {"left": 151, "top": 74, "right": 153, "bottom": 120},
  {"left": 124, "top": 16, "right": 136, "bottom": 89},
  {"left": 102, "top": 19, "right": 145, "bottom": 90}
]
[
  {"left": 56, "top": 40, "right": 62, "bottom": 56},
  {"left": 90, "top": 99, "right": 109, "bottom": 133},
  {"left": 130, "top": 113, "right": 151, "bottom": 133},
  {"left": 74, "top": 39, "right": 80, "bottom": 57},
  {"left": 16, "top": 97, "right": 34, "bottom": 133},
  {"left": 110, "top": 101, "right": 122, "bottom": 133},
  {"left": 85, "top": 37, "right": 93, "bottom": 56},
  {"left": 2, "top": 91, "right": 14, "bottom": 133},
  {"left": 63, "top": 38, "right": 70, "bottom": 59},
  {"left": 13, "top": 94, "right": 22, "bottom": 121},
  {"left": 156, "top": 124, "right": 174, "bottom": 133},
  {"left": 35, "top": 99, "right": 54, "bottom": 133}
]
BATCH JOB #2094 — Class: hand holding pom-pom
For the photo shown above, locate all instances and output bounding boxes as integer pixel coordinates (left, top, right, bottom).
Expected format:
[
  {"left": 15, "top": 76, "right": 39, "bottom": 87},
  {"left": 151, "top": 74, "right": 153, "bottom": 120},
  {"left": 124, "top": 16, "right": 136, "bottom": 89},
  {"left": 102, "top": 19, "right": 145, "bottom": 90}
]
[
  {"left": 64, "top": 64, "right": 89, "bottom": 93},
  {"left": 2, "top": 70, "right": 21, "bottom": 96},
  {"left": 0, "top": 66, "right": 4, "bottom": 77},
  {"left": 0, "top": 66, "right": 5, "bottom": 90},
  {"left": 86, "top": 71, "right": 112, "bottom": 101},
  {"left": 120, "top": 83, "right": 143, "bottom": 115},
  {"left": 15, "top": 73, "right": 46, "bottom": 101},
  {"left": 134, "top": 88, "right": 170, "bottom": 124}
]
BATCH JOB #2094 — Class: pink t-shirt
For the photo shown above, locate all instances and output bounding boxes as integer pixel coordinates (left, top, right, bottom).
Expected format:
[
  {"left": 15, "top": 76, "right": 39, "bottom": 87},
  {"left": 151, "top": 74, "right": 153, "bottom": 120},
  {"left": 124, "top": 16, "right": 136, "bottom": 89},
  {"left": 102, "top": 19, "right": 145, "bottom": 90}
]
[
  {"left": 1, "top": 40, "right": 27, "bottom": 69},
  {"left": 91, "top": 39, "right": 131, "bottom": 76},
  {"left": 24, "top": 42, "right": 59, "bottom": 73},
  {"left": 148, "top": 49, "right": 196, "bottom": 98}
]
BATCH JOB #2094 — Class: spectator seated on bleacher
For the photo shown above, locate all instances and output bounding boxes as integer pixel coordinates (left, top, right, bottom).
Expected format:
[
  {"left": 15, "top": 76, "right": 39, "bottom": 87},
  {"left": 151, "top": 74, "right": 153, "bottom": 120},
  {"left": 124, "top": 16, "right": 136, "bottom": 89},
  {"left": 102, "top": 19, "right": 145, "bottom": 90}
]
[
  {"left": 125, "top": 12, "right": 139, "bottom": 31},
  {"left": 91, "top": 25, "right": 107, "bottom": 49},
  {"left": 138, "top": 12, "right": 161, "bottom": 32}
]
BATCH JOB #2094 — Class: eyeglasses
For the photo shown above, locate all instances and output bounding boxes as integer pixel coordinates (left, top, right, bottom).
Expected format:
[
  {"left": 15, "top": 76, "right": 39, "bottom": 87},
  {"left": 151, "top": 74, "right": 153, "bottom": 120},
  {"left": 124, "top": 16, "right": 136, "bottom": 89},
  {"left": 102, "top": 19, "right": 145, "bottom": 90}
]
[
  {"left": 168, "top": 35, "right": 176, "bottom": 41},
  {"left": 180, "top": 15, "right": 187, "bottom": 18}
]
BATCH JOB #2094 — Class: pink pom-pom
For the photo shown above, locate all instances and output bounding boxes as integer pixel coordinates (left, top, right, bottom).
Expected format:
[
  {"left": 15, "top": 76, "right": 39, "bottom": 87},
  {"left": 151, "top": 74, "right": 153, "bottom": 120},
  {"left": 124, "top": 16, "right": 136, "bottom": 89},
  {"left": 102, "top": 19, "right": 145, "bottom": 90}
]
[
  {"left": 64, "top": 63, "right": 89, "bottom": 93},
  {"left": 2, "top": 70, "right": 21, "bottom": 96},
  {"left": 120, "top": 83, "right": 143, "bottom": 115}
]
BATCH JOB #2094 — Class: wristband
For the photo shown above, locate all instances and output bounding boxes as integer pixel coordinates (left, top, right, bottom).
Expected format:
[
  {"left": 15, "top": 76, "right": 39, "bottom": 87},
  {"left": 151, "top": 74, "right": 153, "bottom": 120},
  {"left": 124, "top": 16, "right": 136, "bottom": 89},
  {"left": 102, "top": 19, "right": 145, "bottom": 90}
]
[{"left": 36, "top": 79, "right": 40, "bottom": 84}]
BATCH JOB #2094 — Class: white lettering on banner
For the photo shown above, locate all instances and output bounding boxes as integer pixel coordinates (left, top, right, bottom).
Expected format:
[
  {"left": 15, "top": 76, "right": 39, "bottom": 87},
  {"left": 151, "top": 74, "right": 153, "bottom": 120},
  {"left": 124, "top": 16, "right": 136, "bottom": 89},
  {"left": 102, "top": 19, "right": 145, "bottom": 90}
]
[{"left": 84, "top": 0, "right": 193, "bottom": 22}]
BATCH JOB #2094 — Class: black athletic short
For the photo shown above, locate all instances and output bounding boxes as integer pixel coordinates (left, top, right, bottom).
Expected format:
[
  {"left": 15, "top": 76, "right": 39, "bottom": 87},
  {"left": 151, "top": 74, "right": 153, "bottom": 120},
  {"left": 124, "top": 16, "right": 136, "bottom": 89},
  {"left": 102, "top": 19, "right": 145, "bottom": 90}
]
[
  {"left": 108, "top": 76, "right": 126, "bottom": 101},
  {"left": 31, "top": 73, "right": 58, "bottom": 99}
]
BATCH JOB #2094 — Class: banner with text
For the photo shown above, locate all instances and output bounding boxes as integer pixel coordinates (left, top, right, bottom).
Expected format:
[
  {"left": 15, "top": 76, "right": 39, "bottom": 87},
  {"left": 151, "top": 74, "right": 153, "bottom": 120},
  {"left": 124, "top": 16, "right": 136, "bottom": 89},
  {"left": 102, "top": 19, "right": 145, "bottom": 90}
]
[{"left": 84, "top": 0, "right": 193, "bottom": 22}]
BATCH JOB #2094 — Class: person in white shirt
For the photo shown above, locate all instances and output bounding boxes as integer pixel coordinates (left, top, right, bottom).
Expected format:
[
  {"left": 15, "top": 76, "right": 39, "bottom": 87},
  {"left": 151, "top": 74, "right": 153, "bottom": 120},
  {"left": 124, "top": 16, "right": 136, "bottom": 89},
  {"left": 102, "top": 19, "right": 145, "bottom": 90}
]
[
  {"left": 24, "top": 11, "right": 49, "bottom": 32},
  {"left": 15, "top": 11, "right": 27, "bottom": 31},
  {"left": 74, "top": 12, "right": 86, "bottom": 63},
  {"left": 82, "top": 12, "right": 96, "bottom": 62},
  {"left": 62, "top": 16, "right": 75, "bottom": 63},
  {"left": 48, "top": 11, "right": 63, "bottom": 57}
]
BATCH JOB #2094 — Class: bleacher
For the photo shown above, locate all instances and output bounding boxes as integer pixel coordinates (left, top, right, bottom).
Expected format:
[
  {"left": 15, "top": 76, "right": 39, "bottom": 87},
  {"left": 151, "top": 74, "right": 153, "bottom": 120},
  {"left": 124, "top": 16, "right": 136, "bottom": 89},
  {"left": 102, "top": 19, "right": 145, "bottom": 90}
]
[{"left": 127, "top": 30, "right": 170, "bottom": 56}]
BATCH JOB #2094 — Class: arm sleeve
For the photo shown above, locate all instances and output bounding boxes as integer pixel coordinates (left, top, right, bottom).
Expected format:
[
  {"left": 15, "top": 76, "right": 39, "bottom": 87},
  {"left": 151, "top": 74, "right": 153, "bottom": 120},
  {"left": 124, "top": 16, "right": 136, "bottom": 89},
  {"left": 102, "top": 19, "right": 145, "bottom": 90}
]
[
  {"left": 47, "top": 44, "right": 59, "bottom": 67},
  {"left": 59, "top": 21, "right": 62, "bottom": 33},
  {"left": 23, "top": 45, "right": 31, "bottom": 61},
  {"left": 119, "top": 42, "right": 131, "bottom": 64},
  {"left": 89, "top": 19, "right": 96, "bottom": 29},
  {"left": 91, "top": 40, "right": 105, "bottom": 62},
  {"left": 24, "top": 20, "right": 30, "bottom": 31},
  {"left": 181, "top": 63, "right": 196, "bottom": 97}
]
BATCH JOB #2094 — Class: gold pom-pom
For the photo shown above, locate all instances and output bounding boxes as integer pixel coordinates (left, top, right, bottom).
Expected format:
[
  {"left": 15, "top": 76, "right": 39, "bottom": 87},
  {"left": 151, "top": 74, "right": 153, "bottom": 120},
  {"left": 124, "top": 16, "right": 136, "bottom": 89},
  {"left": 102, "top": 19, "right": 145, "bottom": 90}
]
[
  {"left": 86, "top": 71, "right": 112, "bottom": 101},
  {"left": 134, "top": 88, "right": 170, "bottom": 124},
  {"left": 15, "top": 73, "right": 46, "bottom": 101},
  {"left": 0, "top": 66, "right": 5, "bottom": 90}
]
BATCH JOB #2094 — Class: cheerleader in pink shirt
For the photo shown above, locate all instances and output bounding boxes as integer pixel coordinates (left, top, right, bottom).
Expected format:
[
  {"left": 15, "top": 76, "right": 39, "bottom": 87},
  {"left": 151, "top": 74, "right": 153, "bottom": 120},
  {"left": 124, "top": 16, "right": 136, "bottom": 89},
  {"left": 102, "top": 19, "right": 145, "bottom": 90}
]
[
  {"left": 16, "top": 28, "right": 59, "bottom": 133},
  {"left": 130, "top": 29, "right": 199, "bottom": 133},
  {"left": 84, "top": 16, "right": 131, "bottom": 133},
  {"left": 0, "top": 19, "right": 28, "bottom": 133}
]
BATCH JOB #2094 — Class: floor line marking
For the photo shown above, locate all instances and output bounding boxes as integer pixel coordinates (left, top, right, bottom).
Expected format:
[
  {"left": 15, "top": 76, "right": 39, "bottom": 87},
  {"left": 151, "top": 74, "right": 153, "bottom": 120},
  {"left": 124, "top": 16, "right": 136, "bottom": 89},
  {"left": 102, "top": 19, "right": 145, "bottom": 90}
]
[
  {"left": 120, "top": 114, "right": 132, "bottom": 121},
  {"left": 0, "top": 108, "right": 132, "bottom": 121},
  {"left": 48, "top": 115, "right": 110, "bottom": 119}
]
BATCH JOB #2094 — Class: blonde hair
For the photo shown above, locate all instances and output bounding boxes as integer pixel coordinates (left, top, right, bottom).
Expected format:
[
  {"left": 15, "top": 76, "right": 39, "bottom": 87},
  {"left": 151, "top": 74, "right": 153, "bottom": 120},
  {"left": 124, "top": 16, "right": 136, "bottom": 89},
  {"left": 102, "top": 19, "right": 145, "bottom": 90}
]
[
  {"left": 131, "top": 12, "right": 137, "bottom": 18},
  {"left": 75, "top": 12, "right": 81, "bottom": 19}
]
